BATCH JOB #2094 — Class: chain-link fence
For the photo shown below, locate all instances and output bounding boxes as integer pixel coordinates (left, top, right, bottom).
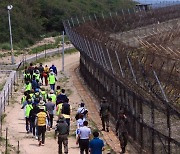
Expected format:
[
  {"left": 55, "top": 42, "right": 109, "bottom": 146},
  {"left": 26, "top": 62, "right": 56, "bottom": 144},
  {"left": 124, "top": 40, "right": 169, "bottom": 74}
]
[{"left": 63, "top": 3, "right": 180, "bottom": 154}]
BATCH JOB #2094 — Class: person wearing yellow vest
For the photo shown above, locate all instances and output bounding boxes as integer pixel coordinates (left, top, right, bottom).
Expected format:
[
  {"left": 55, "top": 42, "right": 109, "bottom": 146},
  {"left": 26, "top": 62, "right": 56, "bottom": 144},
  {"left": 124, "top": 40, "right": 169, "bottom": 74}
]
[
  {"left": 25, "top": 81, "right": 32, "bottom": 92},
  {"left": 40, "top": 88, "right": 47, "bottom": 102},
  {"left": 25, "top": 99, "right": 33, "bottom": 133},
  {"left": 48, "top": 70, "right": 56, "bottom": 91},
  {"left": 34, "top": 70, "right": 41, "bottom": 84},
  {"left": 48, "top": 90, "right": 56, "bottom": 104},
  {"left": 35, "top": 106, "right": 48, "bottom": 146},
  {"left": 56, "top": 85, "right": 61, "bottom": 96}
]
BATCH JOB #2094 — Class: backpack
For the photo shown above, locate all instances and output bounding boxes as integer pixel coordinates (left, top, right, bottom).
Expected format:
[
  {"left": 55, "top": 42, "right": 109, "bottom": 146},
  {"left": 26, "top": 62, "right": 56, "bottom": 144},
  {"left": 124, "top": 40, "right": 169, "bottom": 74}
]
[
  {"left": 61, "top": 103, "right": 70, "bottom": 115},
  {"left": 25, "top": 74, "right": 31, "bottom": 82}
]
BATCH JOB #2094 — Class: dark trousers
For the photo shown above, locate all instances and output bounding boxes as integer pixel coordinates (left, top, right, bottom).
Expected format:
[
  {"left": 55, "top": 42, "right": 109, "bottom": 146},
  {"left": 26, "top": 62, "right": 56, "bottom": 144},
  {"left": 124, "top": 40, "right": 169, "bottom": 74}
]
[
  {"left": 50, "top": 84, "right": 55, "bottom": 91},
  {"left": 101, "top": 116, "right": 109, "bottom": 130},
  {"left": 65, "top": 118, "right": 70, "bottom": 127},
  {"left": 48, "top": 114, "right": 54, "bottom": 128},
  {"left": 30, "top": 120, "right": 36, "bottom": 136},
  {"left": 119, "top": 132, "right": 128, "bottom": 153},
  {"left": 79, "top": 139, "right": 89, "bottom": 154},
  {"left": 58, "top": 134, "right": 68, "bottom": 154},
  {"left": 38, "top": 126, "right": 46, "bottom": 144},
  {"left": 26, "top": 117, "right": 32, "bottom": 132}
]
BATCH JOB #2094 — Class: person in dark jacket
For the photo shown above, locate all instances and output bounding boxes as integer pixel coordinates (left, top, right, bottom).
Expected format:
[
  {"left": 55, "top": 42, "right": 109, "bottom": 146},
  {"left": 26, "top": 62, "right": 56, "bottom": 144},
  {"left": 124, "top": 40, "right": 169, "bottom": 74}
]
[
  {"left": 29, "top": 103, "right": 39, "bottom": 137},
  {"left": 116, "top": 110, "right": 128, "bottom": 154},
  {"left": 54, "top": 116, "right": 69, "bottom": 154},
  {"left": 50, "top": 64, "right": 57, "bottom": 75},
  {"left": 32, "top": 75, "right": 40, "bottom": 91},
  {"left": 100, "top": 97, "right": 110, "bottom": 132},
  {"left": 56, "top": 89, "right": 68, "bottom": 105}
]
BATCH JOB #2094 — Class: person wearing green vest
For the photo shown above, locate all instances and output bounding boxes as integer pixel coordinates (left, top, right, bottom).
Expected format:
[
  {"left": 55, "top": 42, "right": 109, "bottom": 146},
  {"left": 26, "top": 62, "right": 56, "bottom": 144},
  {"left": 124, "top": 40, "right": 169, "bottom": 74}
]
[
  {"left": 40, "top": 88, "right": 47, "bottom": 102},
  {"left": 33, "top": 70, "right": 41, "bottom": 83},
  {"left": 48, "top": 90, "right": 56, "bottom": 104},
  {"left": 48, "top": 70, "right": 56, "bottom": 91},
  {"left": 25, "top": 81, "right": 32, "bottom": 92},
  {"left": 56, "top": 85, "right": 61, "bottom": 96},
  {"left": 25, "top": 99, "right": 33, "bottom": 133},
  {"left": 24, "top": 70, "right": 31, "bottom": 82}
]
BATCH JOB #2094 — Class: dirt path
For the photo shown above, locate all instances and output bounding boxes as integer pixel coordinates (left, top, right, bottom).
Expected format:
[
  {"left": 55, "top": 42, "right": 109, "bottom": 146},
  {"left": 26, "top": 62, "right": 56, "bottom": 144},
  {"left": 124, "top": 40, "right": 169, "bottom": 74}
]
[{"left": 1, "top": 52, "right": 136, "bottom": 154}]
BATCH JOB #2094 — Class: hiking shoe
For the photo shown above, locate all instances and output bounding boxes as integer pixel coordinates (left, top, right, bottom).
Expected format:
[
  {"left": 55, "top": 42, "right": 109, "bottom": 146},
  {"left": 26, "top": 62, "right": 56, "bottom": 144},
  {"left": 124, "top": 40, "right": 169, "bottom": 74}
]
[
  {"left": 39, "top": 141, "right": 42, "bottom": 146},
  {"left": 106, "top": 129, "right": 109, "bottom": 132},
  {"left": 41, "top": 144, "right": 45, "bottom": 146}
]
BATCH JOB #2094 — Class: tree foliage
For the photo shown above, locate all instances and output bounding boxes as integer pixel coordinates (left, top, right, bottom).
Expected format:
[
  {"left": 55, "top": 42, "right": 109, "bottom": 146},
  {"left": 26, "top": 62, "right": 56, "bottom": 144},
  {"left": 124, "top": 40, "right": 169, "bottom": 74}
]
[{"left": 0, "top": 0, "right": 135, "bottom": 48}]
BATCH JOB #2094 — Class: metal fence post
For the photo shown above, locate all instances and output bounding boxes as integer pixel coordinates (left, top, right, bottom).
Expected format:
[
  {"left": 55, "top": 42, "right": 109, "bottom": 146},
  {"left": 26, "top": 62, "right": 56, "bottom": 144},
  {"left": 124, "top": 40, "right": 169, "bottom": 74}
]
[
  {"left": 5, "top": 127, "right": 8, "bottom": 154},
  {"left": 4, "top": 90, "right": 5, "bottom": 112},
  {"left": 8, "top": 84, "right": 9, "bottom": 105},
  {"left": 45, "top": 44, "right": 47, "bottom": 58},
  {"left": 17, "top": 140, "right": 20, "bottom": 154},
  {"left": 11, "top": 78, "right": 13, "bottom": 98}
]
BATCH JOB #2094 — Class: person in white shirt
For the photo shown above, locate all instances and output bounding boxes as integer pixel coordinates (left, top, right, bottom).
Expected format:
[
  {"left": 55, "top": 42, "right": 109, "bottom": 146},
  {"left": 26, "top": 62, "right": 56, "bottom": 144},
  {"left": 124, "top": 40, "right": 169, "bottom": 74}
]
[
  {"left": 76, "top": 121, "right": 91, "bottom": 154},
  {"left": 77, "top": 102, "right": 88, "bottom": 121}
]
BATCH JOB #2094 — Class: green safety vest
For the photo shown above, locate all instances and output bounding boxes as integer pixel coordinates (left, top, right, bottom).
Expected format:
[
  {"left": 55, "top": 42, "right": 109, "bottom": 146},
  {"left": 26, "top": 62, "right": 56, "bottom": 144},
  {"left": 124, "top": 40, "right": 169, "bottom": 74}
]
[
  {"left": 25, "top": 104, "right": 33, "bottom": 117},
  {"left": 48, "top": 94, "right": 56, "bottom": 103},
  {"left": 33, "top": 73, "right": 40, "bottom": 81},
  {"left": 56, "top": 89, "right": 61, "bottom": 96},
  {"left": 25, "top": 83, "right": 32, "bottom": 91},
  {"left": 48, "top": 74, "right": 55, "bottom": 84},
  {"left": 41, "top": 91, "right": 47, "bottom": 100},
  {"left": 21, "top": 96, "right": 26, "bottom": 104}
]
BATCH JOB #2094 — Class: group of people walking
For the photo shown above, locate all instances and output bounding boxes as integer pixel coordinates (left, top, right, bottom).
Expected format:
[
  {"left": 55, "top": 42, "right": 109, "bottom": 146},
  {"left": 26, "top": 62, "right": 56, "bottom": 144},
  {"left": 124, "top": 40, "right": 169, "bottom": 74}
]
[{"left": 21, "top": 62, "right": 129, "bottom": 154}]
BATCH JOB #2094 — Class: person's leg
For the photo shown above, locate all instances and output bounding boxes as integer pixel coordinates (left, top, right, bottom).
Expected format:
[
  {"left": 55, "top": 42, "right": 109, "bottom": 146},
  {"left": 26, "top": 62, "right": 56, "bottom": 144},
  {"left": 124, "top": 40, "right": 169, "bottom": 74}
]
[
  {"left": 106, "top": 117, "right": 109, "bottom": 132},
  {"left": 53, "top": 84, "right": 55, "bottom": 91},
  {"left": 79, "top": 139, "right": 84, "bottom": 154},
  {"left": 38, "top": 126, "right": 42, "bottom": 145},
  {"left": 44, "top": 75, "right": 48, "bottom": 86},
  {"left": 25, "top": 117, "right": 29, "bottom": 132},
  {"left": 63, "top": 135, "right": 68, "bottom": 154},
  {"left": 58, "top": 136, "right": 63, "bottom": 154},
  {"left": 41, "top": 126, "right": 46, "bottom": 144},
  {"left": 50, "top": 114, "right": 53, "bottom": 128},
  {"left": 101, "top": 117, "right": 105, "bottom": 130},
  {"left": 84, "top": 139, "right": 89, "bottom": 154}
]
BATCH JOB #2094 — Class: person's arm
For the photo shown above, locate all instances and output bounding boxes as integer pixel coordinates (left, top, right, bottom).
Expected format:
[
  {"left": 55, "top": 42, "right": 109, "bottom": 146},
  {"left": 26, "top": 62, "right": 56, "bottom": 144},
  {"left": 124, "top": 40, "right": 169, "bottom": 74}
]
[
  {"left": 76, "top": 134, "right": 80, "bottom": 145},
  {"left": 54, "top": 124, "right": 58, "bottom": 139}
]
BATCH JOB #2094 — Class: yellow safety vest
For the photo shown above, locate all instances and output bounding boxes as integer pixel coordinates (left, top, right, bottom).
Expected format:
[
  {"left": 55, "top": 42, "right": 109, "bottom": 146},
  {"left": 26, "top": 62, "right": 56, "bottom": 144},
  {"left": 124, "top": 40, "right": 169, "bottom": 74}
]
[
  {"left": 25, "top": 83, "right": 32, "bottom": 91},
  {"left": 48, "top": 94, "right": 56, "bottom": 104},
  {"left": 48, "top": 74, "right": 55, "bottom": 84},
  {"left": 37, "top": 112, "right": 47, "bottom": 126}
]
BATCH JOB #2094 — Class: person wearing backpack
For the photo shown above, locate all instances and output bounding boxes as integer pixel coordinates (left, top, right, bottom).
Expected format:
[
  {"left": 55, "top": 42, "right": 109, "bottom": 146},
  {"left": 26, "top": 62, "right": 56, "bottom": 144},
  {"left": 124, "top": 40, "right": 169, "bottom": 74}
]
[
  {"left": 77, "top": 102, "right": 88, "bottom": 121},
  {"left": 61, "top": 98, "right": 72, "bottom": 130},
  {"left": 100, "top": 97, "right": 110, "bottom": 132}
]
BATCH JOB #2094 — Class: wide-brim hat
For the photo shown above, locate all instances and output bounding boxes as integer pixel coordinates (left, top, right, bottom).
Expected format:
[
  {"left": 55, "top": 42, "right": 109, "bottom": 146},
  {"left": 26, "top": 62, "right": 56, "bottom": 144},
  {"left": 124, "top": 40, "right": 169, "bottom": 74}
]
[
  {"left": 39, "top": 106, "right": 45, "bottom": 110},
  {"left": 39, "top": 100, "right": 45, "bottom": 106}
]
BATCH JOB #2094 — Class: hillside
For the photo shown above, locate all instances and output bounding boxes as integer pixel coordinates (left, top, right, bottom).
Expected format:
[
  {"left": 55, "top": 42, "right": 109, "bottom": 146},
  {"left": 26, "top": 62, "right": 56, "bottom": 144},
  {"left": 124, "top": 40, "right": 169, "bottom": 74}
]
[{"left": 0, "top": 0, "right": 135, "bottom": 49}]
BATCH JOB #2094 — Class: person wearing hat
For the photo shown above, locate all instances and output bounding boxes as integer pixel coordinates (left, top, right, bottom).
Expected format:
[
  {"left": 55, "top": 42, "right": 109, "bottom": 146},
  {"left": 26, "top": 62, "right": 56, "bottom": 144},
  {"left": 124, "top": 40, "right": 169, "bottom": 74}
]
[
  {"left": 48, "top": 70, "right": 56, "bottom": 91},
  {"left": 54, "top": 115, "right": 69, "bottom": 154},
  {"left": 116, "top": 110, "right": 128, "bottom": 154},
  {"left": 99, "top": 97, "right": 110, "bottom": 132},
  {"left": 77, "top": 102, "right": 88, "bottom": 121},
  {"left": 35, "top": 106, "right": 48, "bottom": 146},
  {"left": 50, "top": 64, "right": 57, "bottom": 75}
]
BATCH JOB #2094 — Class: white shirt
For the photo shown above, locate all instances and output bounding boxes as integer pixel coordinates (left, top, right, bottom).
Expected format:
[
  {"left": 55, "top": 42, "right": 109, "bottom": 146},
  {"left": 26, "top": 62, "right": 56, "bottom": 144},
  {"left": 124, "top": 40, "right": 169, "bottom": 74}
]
[
  {"left": 78, "top": 126, "right": 91, "bottom": 139},
  {"left": 77, "top": 119, "right": 84, "bottom": 128}
]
